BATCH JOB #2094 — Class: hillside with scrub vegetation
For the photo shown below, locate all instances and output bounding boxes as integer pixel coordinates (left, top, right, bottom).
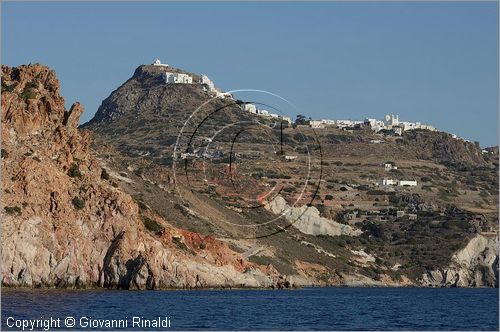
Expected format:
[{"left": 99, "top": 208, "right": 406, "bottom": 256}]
[{"left": 2, "top": 62, "right": 498, "bottom": 289}]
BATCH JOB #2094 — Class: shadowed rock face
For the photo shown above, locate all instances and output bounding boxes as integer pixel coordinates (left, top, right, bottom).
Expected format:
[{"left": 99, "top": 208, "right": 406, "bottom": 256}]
[{"left": 1, "top": 64, "right": 283, "bottom": 289}]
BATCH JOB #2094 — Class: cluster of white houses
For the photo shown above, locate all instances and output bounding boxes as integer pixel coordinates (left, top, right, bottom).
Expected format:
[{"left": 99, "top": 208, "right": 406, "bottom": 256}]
[
  {"left": 153, "top": 60, "right": 293, "bottom": 122},
  {"left": 241, "top": 104, "right": 292, "bottom": 124},
  {"left": 153, "top": 59, "right": 230, "bottom": 99},
  {"left": 152, "top": 60, "right": 439, "bottom": 137},
  {"left": 379, "top": 162, "right": 417, "bottom": 187},
  {"left": 310, "top": 114, "right": 436, "bottom": 135}
]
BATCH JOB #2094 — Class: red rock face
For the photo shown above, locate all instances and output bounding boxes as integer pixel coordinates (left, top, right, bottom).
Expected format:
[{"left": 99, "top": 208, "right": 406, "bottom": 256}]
[{"left": 1, "top": 64, "right": 282, "bottom": 289}]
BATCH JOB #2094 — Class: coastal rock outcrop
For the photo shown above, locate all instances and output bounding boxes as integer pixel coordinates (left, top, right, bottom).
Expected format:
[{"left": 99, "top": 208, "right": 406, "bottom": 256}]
[
  {"left": 1, "top": 64, "right": 282, "bottom": 289},
  {"left": 420, "top": 234, "right": 499, "bottom": 287},
  {"left": 266, "top": 196, "right": 361, "bottom": 237}
]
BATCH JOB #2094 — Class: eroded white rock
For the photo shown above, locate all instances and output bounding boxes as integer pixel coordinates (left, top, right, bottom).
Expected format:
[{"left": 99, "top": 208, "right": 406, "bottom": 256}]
[{"left": 266, "top": 196, "right": 362, "bottom": 237}]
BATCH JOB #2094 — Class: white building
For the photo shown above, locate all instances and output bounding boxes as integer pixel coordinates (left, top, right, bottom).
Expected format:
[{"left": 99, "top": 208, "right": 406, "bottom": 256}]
[
  {"left": 384, "top": 114, "right": 399, "bottom": 127},
  {"left": 400, "top": 121, "right": 420, "bottom": 131},
  {"left": 284, "top": 155, "right": 298, "bottom": 161},
  {"left": 335, "top": 120, "right": 363, "bottom": 128},
  {"left": 281, "top": 116, "right": 292, "bottom": 124},
  {"left": 399, "top": 180, "right": 417, "bottom": 187},
  {"left": 396, "top": 119, "right": 436, "bottom": 132},
  {"left": 177, "top": 73, "right": 193, "bottom": 84},
  {"left": 384, "top": 163, "right": 397, "bottom": 171},
  {"left": 200, "top": 74, "right": 215, "bottom": 91},
  {"left": 379, "top": 178, "right": 397, "bottom": 186},
  {"left": 214, "top": 90, "right": 232, "bottom": 99},
  {"left": 309, "top": 119, "right": 338, "bottom": 128},
  {"left": 153, "top": 59, "right": 169, "bottom": 67},
  {"left": 321, "top": 119, "right": 336, "bottom": 126},
  {"left": 243, "top": 103, "right": 257, "bottom": 114},
  {"left": 163, "top": 72, "right": 193, "bottom": 84},
  {"left": 163, "top": 73, "right": 176, "bottom": 83},
  {"left": 420, "top": 124, "right": 436, "bottom": 131},
  {"left": 310, "top": 120, "right": 325, "bottom": 128},
  {"left": 259, "top": 110, "right": 269, "bottom": 116},
  {"left": 365, "top": 118, "right": 385, "bottom": 132}
]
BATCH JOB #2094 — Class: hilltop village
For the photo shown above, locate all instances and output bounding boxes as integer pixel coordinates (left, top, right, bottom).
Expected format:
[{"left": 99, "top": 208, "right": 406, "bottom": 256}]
[
  {"left": 152, "top": 59, "right": 476, "bottom": 144},
  {"left": 149, "top": 59, "right": 492, "bottom": 192}
]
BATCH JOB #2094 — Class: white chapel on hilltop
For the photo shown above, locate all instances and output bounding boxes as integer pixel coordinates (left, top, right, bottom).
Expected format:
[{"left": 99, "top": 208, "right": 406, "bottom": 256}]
[{"left": 153, "top": 59, "right": 169, "bottom": 67}]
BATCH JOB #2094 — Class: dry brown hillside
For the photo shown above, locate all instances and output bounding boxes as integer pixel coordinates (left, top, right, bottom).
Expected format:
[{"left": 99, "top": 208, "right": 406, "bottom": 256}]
[{"left": 80, "top": 63, "right": 498, "bottom": 287}]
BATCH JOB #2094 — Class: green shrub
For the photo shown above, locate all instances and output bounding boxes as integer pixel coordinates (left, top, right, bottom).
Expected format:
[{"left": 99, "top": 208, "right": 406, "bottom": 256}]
[
  {"left": 71, "top": 196, "right": 85, "bottom": 210},
  {"left": 1, "top": 148, "right": 8, "bottom": 158},
  {"left": 248, "top": 255, "right": 273, "bottom": 266},
  {"left": 293, "top": 133, "right": 308, "bottom": 142},
  {"left": 1, "top": 81, "right": 15, "bottom": 92},
  {"left": 68, "top": 163, "right": 82, "bottom": 178},
  {"left": 172, "top": 236, "right": 193, "bottom": 253},
  {"left": 4, "top": 206, "right": 21, "bottom": 215},
  {"left": 479, "top": 190, "right": 490, "bottom": 198},
  {"left": 100, "top": 168, "right": 110, "bottom": 180},
  {"left": 367, "top": 190, "right": 386, "bottom": 195},
  {"left": 422, "top": 185, "right": 434, "bottom": 191},
  {"left": 143, "top": 216, "right": 164, "bottom": 234},
  {"left": 20, "top": 87, "right": 36, "bottom": 101},
  {"left": 136, "top": 200, "right": 148, "bottom": 211},
  {"left": 133, "top": 168, "right": 143, "bottom": 177}
]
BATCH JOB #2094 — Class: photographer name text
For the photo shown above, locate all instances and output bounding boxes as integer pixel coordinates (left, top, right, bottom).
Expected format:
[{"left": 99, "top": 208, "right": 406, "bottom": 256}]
[{"left": 5, "top": 316, "right": 171, "bottom": 330}]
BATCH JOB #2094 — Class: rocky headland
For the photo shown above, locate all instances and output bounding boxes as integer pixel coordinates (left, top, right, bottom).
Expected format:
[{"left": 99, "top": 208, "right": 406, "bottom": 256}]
[
  {"left": 1, "top": 64, "right": 284, "bottom": 289},
  {"left": 1, "top": 63, "right": 498, "bottom": 289}
]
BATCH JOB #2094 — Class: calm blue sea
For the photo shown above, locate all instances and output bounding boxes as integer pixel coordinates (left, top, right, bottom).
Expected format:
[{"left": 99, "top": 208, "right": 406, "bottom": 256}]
[{"left": 1, "top": 287, "right": 498, "bottom": 331}]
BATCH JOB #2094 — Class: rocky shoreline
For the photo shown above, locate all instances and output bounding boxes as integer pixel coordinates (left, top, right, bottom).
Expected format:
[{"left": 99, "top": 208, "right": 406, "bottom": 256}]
[{"left": 1, "top": 64, "right": 498, "bottom": 290}]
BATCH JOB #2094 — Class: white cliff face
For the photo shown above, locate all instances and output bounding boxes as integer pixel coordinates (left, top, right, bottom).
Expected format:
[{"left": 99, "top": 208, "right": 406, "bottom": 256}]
[
  {"left": 266, "top": 196, "right": 362, "bottom": 237},
  {"left": 421, "top": 235, "right": 499, "bottom": 287}
]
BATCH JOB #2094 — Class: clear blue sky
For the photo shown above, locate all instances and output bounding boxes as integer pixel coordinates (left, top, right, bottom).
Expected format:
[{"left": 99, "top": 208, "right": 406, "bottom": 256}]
[{"left": 2, "top": 2, "right": 498, "bottom": 146}]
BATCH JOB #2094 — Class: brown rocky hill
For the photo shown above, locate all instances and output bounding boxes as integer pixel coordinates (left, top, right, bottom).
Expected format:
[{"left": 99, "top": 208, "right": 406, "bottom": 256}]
[
  {"left": 82, "top": 65, "right": 271, "bottom": 164},
  {"left": 400, "top": 129, "right": 485, "bottom": 166},
  {"left": 81, "top": 63, "right": 498, "bottom": 287},
  {"left": 0, "top": 64, "right": 285, "bottom": 289}
]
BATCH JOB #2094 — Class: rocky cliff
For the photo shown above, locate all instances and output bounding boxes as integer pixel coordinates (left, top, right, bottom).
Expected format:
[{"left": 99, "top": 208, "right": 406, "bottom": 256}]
[
  {"left": 0, "top": 64, "right": 283, "bottom": 289},
  {"left": 401, "top": 129, "right": 486, "bottom": 166},
  {"left": 421, "top": 234, "right": 498, "bottom": 287}
]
